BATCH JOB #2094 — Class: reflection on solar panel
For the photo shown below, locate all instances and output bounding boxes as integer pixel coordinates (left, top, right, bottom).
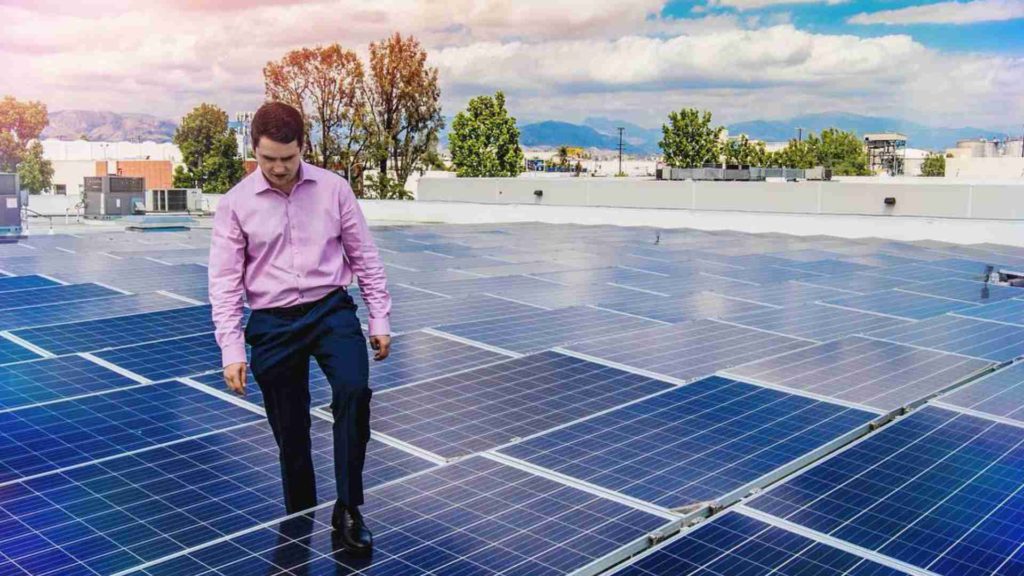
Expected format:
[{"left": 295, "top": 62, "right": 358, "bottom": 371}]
[
  {"left": 0, "top": 337, "right": 40, "bottom": 365},
  {"left": 0, "top": 293, "right": 191, "bottom": 332},
  {"left": 898, "top": 278, "right": 1024, "bottom": 304},
  {"left": 532, "top": 266, "right": 668, "bottom": 286},
  {"left": 502, "top": 376, "right": 876, "bottom": 509},
  {"left": 506, "top": 282, "right": 664, "bottom": 309},
  {"left": 596, "top": 291, "right": 772, "bottom": 324},
  {"left": 361, "top": 331, "right": 511, "bottom": 393},
  {"left": 723, "top": 303, "right": 910, "bottom": 342},
  {"left": 797, "top": 273, "right": 915, "bottom": 294},
  {"left": 777, "top": 259, "right": 878, "bottom": 276},
  {"left": 723, "top": 336, "right": 993, "bottom": 412},
  {"left": 748, "top": 406, "right": 1024, "bottom": 576},
  {"left": 355, "top": 294, "right": 541, "bottom": 334},
  {"left": 611, "top": 510, "right": 909, "bottom": 576},
  {"left": 10, "top": 305, "right": 220, "bottom": 355},
  {"left": 406, "top": 274, "right": 567, "bottom": 299},
  {"left": 0, "top": 275, "right": 59, "bottom": 293},
  {"left": 937, "top": 361, "right": 1024, "bottom": 425},
  {"left": 708, "top": 281, "right": 851, "bottom": 307},
  {"left": 436, "top": 305, "right": 662, "bottom": 355},
  {"left": 0, "top": 420, "right": 433, "bottom": 575},
  {"left": 822, "top": 289, "right": 977, "bottom": 320},
  {"left": 0, "top": 355, "right": 140, "bottom": 410},
  {"left": 133, "top": 457, "right": 675, "bottom": 576},
  {"left": 0, "top": 283, "right": 122, "bottom": 311},
  {"left": 93, "top": 332, "right": 227, "bottom": 381},
  {"left": 840, "top": 253, "right": 922, "bottom": 268},
  {"left": 370, "top": 351, "right": 674, "bottom": 459},
  {"left": 927, "top": 257, "right": 1006, "bottom": 275},
  {"left": 865, "top": 315, "right": 1024, "bottom": 362},
  {"left": 862, "top": 263, "right": 981, "bottom": 282},
  {"left": 955, "top": 298, "right": 1024, "bottom": 326},
  {"left": 564, "top": 319, "right": 812, "bottom": 383},
  {"left": 706, "top": 266, "right": 823, "bottom": 285},
  {"left": 0, "top": 380, "right": 261, "bottom": 482}
]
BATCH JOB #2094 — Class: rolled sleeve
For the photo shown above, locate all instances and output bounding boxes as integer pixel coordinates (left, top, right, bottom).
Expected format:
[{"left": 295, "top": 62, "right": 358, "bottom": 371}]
[{"left": 338, "top": 180, "right": 391, "bottom": 335}]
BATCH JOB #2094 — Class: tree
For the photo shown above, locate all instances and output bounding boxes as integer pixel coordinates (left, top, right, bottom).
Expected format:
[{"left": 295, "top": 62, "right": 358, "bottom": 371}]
[
  {"left": 772, "top": 138, "right": 816, "bottom": 169},
  {"left": 172, "top": 104, "right": 244, "bottom": 192},
  {"left": 0, "top": 96, "right": 48, "bottom": 172},
  {"left": 448, "top": 91, "right": 524, "bottom": 177},
  {"left": 723, "top": 135, "right": 768, "bottom": 167},
  {"left": 264, "top": 44, "right": 367, "bottom": 174},
  {"left": 659, "top": 108, "right": 723, "bottom": 168},
  {"left": 362, "top": 33, "right": 444, "bottom": 191},
  {"left": 921, "top": 153, "right": 945, "bottom": 177},
  {"left": 17, "top": 140, "right": 53, "bottom": 194},
  {"left": 811, "top": 128, "right": 870, "bottom": 176}
]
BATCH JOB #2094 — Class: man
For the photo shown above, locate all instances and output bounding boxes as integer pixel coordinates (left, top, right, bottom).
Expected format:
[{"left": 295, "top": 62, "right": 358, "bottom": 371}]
[{"left": 208, "top": 101, "right": 390, "bottom": 556}]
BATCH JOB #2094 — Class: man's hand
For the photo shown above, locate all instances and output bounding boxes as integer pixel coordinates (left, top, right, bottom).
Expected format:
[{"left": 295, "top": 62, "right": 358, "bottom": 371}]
[
  {"left": 224, "top": 362, "right": 247, "bottom": 396},
  {"left": 370, "top": 334, "right": 391, "bottom": 361}
]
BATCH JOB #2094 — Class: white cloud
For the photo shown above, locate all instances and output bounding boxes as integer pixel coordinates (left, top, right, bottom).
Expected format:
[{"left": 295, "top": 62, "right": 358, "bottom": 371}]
[
  {"left": 707, "top": 0, "right": 846, "bottom": 12},
  {"left": 849, "top": 0, "right": 1024, "bottom": 25}
]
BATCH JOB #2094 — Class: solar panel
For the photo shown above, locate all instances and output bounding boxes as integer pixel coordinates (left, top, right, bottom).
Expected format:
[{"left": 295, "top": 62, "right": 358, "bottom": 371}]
[
  {"left": 10, "top": 305, "right": 222, "bottom": 356},
  {"left": 0, "top": 337, "right": 41, "bottom": 366},
  {"left": 0, "top": 355, "right": 141, "bottom": 410},
  {"left": 0, "top": 293, "right": 192, "bottom": 332},
  {"left": 899, "top": 278, "right": 1024, "bottom": 304},
  {"left": 355, "top": 294, "right": 541, "bottom": 334},
  {"left": 797, "top": 273, "right": 916, "bottom": 294},
  {"left": 435, "top": 305, "right": 662, "bottom": 355},
  {"left": 131, "top": 457, "right": 675, "bottom": 576},
  {"left": 504, "top": 282, "right": 666, "bottom": 309},
  {"left": 705, "top": 266, "right": 824, "bottom": 286},
  {"left": 721, "top": 303, "right": 911, "bottom": 343},
  {"left": 926, "top": 257, "right": 1007, "bottom": 275},
  {"left": 350, "top": 283, "right": 449, "bottom": 305},
  {"left": 936, "top": 361, "right": 1024, "bottom": 426},
  {"left": 768, "top": 249, "right": 848, "bottom": 262},
  {"left": 0, "top": 419, "right": 434, "bottom": 575},
  {"left": 776, "top": 259, "right": 878, "bottom": 276},
  {"left": 707, "top": 281, "right": 852, "bottom": 308},
  {"left": 595, "top": 291, "right": 773, "bottom": 324},
  {"left": 564, "top": 319, "right": 812, "bottom": 383},
  {"left": 532, "top": 266, "right": 671, "bottom": 287},
  {"left": 0, "top": 275, "right": 60, "bottom": 293},
  {"left": 408, "top": 274, "right": 573, "bottom": 299},
  {"left": 611, "top": 510, "right": 910, "bottom": 576},
  {"left": 0, "top": 380, "right": 262, "bottom": 482},
  {"left": 93, "top": 333, "right": 228, "bottom": 382},
  {"left": 861, "top": 263, "right": 982, "bottom": 282},
  {"left": 865, "top": 315, "right": 1024, "bottom": 362},
  {"left": 604, "top": 273, "right": 733, "bottom": 298},
  {"left": 747, "top": 406, "right": 1024, "bottom": 576},
  {"left": 0, "top": 283, "right": 123, "bottom": 311},
  {"left": 821, "top": 289, "right": 978, "bottom": 320},
  {"left": 501, "top": 375, "right": 877, "bottom": 510},
  {"left": 839, "top": 253, "right": 922, "bottom": 268},
  {"left": 368, "top": 351, "right": 674, "bottom": 459},
  {"left": 722, "top": 336, "right": 993, "bottom": 412},
  {"left": 954, "top": 298, "right": 1024, "bottom": 326}
]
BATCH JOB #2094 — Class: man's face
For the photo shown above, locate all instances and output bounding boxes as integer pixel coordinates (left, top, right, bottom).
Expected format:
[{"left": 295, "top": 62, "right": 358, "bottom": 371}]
[{"left": 255, "top": 137, "right": 301, "bottom": 189}]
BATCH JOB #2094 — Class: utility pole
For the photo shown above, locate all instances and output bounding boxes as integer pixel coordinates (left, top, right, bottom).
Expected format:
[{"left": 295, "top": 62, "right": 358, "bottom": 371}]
[
  {"left": 617, "top": 127, "right": 624, "bottom": 176},
  {"left": 797, "top": 127, "right": 803, "bottom": 142}
]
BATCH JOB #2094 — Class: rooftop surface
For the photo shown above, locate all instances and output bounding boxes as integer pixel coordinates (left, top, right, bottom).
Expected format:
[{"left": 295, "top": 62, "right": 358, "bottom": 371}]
[{"left": 1, "top": 221, "right": 1023, "bottom": 575}]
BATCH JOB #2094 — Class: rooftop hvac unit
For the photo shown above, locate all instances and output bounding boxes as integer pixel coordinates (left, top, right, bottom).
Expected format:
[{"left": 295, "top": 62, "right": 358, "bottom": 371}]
[
  {"left": 0, "top": 173, "right": 22, "bottom": 239},
  {"left": 82, "top": 176, "right": 146, "bottom": 217},
  {"left": 146, "top": 189, "right": 203, "bottom": 213}
]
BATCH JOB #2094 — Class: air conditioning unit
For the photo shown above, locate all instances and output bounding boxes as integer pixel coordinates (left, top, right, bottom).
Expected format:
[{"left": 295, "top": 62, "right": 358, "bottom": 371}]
[
  {"left": 146, "top": 189, "right": 203, "bottom": 213},
  {"left": 0, "top": 173, "right": 22, "bottom": 239}
]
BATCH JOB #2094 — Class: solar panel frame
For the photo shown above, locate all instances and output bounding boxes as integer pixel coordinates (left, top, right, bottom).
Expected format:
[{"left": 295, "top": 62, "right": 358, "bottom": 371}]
[
  {"left": 953, "top": 298, "right": 1024, "bottom": 326},
  {"left": 92, "top": 333, "right": 229, "bottom": 382},
  {"left": 0, "top": 293, "right": 193, "bottom": 332},
  {"left": 935, "top": 361, "right": 1024, "bottom": 426},
  {"left": 594, "top": 291, "right": 774, "bottom": 324},
  {"left": 864, "top": 314, "right": 1024, "bottom": 362},
  {"left": 897, "top": 278, "right": 1024, "bottom": 304},
  {"left": 0, "top": 284, "right": 124, "bottom": 311},
  {"left": 706, "top": 281, "right": 853, "bottom": 308},
  {"left": 0, "top": 337, "right": 42, "bottom": 366},
  {"left": 0, "top": 275, "right": 60, "bottom": 293},
  {"left": 821, "top": 290, "right": 978, "bottom": 320},
  {"left": 0, "top": 355, "right": 143, "bottom": 411},
  {"left": 722, "top": 303, "right": 911, "bottom": 343}
]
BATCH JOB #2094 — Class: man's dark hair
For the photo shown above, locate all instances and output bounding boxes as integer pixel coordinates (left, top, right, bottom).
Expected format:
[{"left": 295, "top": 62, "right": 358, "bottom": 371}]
[{"left": 251, "top": 102, "right": 304, "bottom": 149}]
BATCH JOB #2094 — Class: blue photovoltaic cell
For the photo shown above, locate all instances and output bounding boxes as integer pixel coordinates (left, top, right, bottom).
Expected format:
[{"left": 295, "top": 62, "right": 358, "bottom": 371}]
[
  {"left": 355, "top": 293, "right": 539, "bottom": 334},
  {"left": 707, "top": 281, "right": 852, "bottom": 308},
  {"left": 0, "top": 355, "right": 140, "bottom": 410},
  {"left": 706, "top": 266, "right": 823, "bottom": 285},
  {"left": 0, "top": 380, "right": 261, "bottom": 482},
  {"left": 595, "top": 291, "right": 772, "bottom": 324},
  {"left": 899, "top": 278, "right": 1024, "bottom": 304},
  {"left": 840, "top": 253, "right": 923, "bottom": 268},
  {"left": 723, "top": 335, "right": 992, "bottom": 412},
  {"left": 565, "top": 319, "right": 812, "bottom": 383},
  {"left": 11, "top": 305, "right": 225, "bottom": 356},
  {"left": 926, "top": 257, "right": 1007, "bottom": 275},
  {"left": 939, "top": 361, "right": 1024, "bottom": 425},
  {"left": 797, "top": 273, "right": 917, "bottom": 294},
  {"left": 501, "top": 376, "right": 875, "bottom": 509},
  {"left": 0, "top": 275, "right": 59, "bottom": 293},
  {"left": 822, "top": 289, "right": 978, "bottom": 320},
  {"left": 371, "top": 351, "right": 674, "bottom": 459},
  {"left": 862, "top": 263, "right": 982, "bottom": 282},
  {"left": 865, "top": 314, "right": 1024, "bottom": 362},
  {"left": 748, "top": 406, "right": 1024, "bottom": 576},
  {"left": 777, "top": 259, "right": 878, "bottom": 276},
  {"left": 0, "top": 293, "right": 191, "bottom": 332},
  {"left": 0, "top": 419, "right": 433, "bottom": 576},
  {"left": 133, "top": 457, "right": 672, "bottom": 576},
  {"left": 0, "top": 283, "right": 122, "bottom": 311},
  {"left": 722, "top": 303, "right": 910, "bottom": 342},
  {"left": 436, "top": 305, "right": 662, "bottom": 355},
  {"left": 406, "top": 274, "right": 575, "bottom": 299},
  {"left": 955, "top": 298, "right": 1024, "bottom": 326},
  {"left": 0, "top": 338, "right": 40, "bottom": 366},
  {"left": 93, "top": 332, "right": 229, "bottom": 381},
  {"left": 532, "top": 266, "right": 672, "bottom": 287},
  {"left": 614, "top": 511, "right": 909, "bottom": 576}
]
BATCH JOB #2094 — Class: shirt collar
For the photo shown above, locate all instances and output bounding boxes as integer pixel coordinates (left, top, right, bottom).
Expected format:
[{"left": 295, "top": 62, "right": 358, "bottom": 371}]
[{"left": 255, "top": 161, "right": 313, "bottom": 194}]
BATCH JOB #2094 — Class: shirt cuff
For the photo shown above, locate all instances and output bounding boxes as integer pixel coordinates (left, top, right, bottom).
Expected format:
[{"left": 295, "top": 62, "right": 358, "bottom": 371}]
[
  {"left": 221, "top": 343, "right": 248, "bottom": 368},
  {"left": 368, "top": 316, "right": 390, "bottom": 336}
]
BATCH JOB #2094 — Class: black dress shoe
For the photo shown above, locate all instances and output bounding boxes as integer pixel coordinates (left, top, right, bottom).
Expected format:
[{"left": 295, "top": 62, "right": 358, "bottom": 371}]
[{"left": 332, "top": 503, "right": 373, "bottom": 556}]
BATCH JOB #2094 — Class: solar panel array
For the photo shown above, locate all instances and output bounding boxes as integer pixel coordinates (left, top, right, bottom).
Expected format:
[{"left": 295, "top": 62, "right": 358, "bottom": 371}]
[{"left": 3, "top": 222, "right": 1024, "bottom": 575}]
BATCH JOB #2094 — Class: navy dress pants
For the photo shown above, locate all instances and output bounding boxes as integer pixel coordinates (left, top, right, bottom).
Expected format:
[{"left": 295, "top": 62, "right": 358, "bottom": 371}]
[{"left": 244, "top": 288, "right": 372, "bottom": 514}]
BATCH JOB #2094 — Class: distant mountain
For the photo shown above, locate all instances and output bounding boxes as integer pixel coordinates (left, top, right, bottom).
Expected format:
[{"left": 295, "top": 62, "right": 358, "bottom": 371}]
[
  {"left": 583, "top": 117, "right": 662, "bottom": 151},
  {"left": 727, "top": 112, "right": 1007, "bottom": 151},
  {"left": 518, "top": 121, "right": 645, "bottom": 152},
  {"left": 42, "top": 110, "right": 177, "bottom": 143}
]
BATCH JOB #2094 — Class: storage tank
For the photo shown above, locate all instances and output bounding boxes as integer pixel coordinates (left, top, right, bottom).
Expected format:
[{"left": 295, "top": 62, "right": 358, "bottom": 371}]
[
  {"left": 1005, "top": 138, "right": 1024, "bottom": 158},
  {"left": 983, "top": 139, "right": 999, "bottom": 158},
  {"left": 956, "top": 139, "right": 987, "bottom": 158}
]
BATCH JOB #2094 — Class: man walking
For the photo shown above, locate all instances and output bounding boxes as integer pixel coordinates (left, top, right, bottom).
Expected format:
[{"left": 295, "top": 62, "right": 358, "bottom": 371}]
[{"left": 208, "top": 101, "right": 390, "bottom": 555}]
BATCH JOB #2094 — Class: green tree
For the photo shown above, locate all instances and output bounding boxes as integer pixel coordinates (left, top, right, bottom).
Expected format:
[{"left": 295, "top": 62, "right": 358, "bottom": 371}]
[
  {"left": 921, "top": 153, "right": 945, "bottom": 177},
  {"left": 173, "top": 104, "right": 244, "bottom": 192},
  {"left": 811, "top": 128, "right": 870, "bottom": 175},
  {"left": 449, "top": 91, "right": 524, "bottom": 177},
  {"left": 773, "top": 138, "right": 816, "bottom": 169},
  {"left": 723, "top": 135, "right": 768, "bottom": 167},
  {"left": 16, "top": 140, "right": 53, "bottom": 194},
  {"left": 0, "top": 96, "right": 49, "bottom": 172},
  {"left": 658, "top": 108, "right": 723, "bottom": 168}
]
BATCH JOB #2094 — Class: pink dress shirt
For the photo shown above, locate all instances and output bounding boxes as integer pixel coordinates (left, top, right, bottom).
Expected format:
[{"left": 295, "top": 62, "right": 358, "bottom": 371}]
[{"left": 208, "top": 162, "right": 391, "bottom": 367}]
